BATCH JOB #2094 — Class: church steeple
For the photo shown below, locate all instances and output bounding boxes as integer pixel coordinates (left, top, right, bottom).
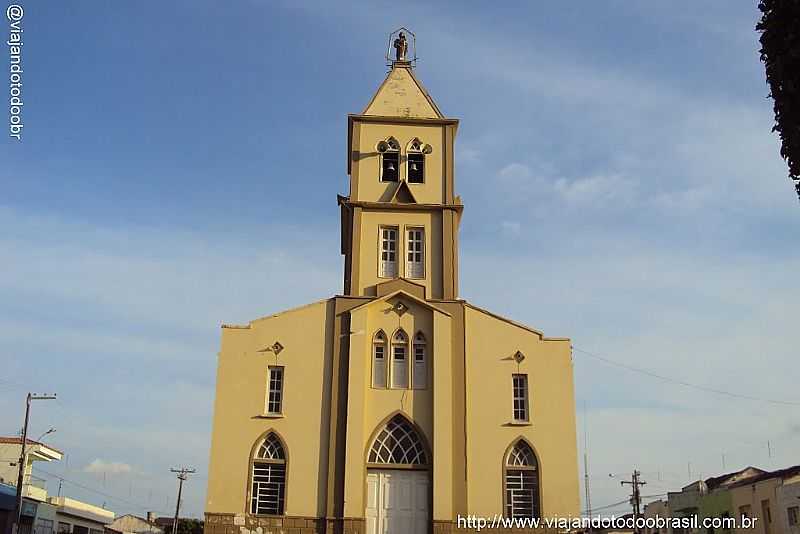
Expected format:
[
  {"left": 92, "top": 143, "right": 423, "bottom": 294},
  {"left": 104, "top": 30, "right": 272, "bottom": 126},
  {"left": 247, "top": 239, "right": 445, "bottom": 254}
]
[{"left": 339, "top": 30, "right": 462, "bottom": 300}]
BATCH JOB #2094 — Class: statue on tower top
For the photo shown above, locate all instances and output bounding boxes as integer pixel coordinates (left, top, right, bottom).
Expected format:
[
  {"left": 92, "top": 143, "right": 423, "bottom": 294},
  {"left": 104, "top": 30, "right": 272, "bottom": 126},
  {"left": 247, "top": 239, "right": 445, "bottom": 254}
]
[{"left": 393, "top": 32, "right": 408, "bottom": 61}]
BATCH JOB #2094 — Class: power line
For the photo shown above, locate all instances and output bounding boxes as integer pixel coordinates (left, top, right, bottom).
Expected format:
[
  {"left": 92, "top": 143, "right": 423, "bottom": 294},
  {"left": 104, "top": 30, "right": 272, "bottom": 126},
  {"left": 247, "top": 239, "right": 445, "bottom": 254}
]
[
  {"left": 33, "top": 466, "right": 169, "bottom": 514},
  {"left": 573, "top": 347, "right": 800, "bottom": 406}
]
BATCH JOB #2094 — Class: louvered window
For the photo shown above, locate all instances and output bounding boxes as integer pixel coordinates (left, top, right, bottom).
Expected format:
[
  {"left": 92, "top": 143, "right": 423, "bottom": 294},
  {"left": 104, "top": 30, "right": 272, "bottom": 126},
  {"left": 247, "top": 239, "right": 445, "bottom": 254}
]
[
  {"left": 380, "top": 227, "right": 398, "bottom": 278},
  {"left": 391, "top": 330, "right": 408, "bottom": 389},
  {"left": 372, "top": 331, "right": 387, "bottom": 388},
  {"left": 406, "top": 228, "right": 424, "bottom": 279},
  {"left": 412, "top": 332, "right": 427, "bottom": 389}
]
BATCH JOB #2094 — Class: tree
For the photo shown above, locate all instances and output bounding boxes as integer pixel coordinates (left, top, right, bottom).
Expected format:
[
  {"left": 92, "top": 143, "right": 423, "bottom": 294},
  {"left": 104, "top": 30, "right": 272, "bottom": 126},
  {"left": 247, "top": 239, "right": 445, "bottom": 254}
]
[
  {"left": 162, "top": 519, "right": 203, "bottom": 534},
  {"left": 756, "top": 0, "right": 800, "bottom": 200}
]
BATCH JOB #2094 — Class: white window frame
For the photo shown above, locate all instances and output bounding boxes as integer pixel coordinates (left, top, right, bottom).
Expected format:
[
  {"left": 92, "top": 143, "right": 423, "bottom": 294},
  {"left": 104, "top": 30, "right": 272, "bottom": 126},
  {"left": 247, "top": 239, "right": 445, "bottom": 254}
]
[
  {"left": 391, "top": 329, "right": 409, "bottom": 389},
  {"left": 504, "top": 440, "right": 540, "bottom": 519},
  {"left": 379, "top": 226, "right": 399, "bottom": 278},
  {"left": 372, "top": 331, "right": 387, "bottom": 388},
  {"left": 405, "top": 226, "right": 425, "bottom": 279},
  {"left": 379, "top": 138, "right": 400, "bottom": 182},
  {"left": 412, "top": 332, "right": 427, "bottom": 389},
  {"left": 512, "top": 374, "right": 529, "bottom": 422},
  {"left": 266, "top": 366, "right": 284, "bottom": 415},
  {"left": 406, "top": 138, "right": 426, "bottom": 184},
  {"left": 251, "top": 433, "right": 286, "bottom": 516}
]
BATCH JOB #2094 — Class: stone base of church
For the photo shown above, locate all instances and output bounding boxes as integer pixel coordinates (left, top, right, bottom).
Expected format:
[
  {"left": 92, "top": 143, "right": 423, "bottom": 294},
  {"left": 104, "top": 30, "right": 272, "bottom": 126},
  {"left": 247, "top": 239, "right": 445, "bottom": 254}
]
[
  {"left": 433, "top": 519, "right": 560, "bottom": 534},
  {"left": 206, "top": 514, "right": 558, "bottom": 534},
  {"left": 204, "top": 513, "right": 365, "bottom": 534}
]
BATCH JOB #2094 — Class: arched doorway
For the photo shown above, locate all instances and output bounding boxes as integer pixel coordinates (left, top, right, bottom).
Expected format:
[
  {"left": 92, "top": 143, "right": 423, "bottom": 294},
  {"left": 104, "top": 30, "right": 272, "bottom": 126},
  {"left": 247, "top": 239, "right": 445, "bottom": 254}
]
[{"left": 365, "top": 414, "right": 430, "bottom": 534}]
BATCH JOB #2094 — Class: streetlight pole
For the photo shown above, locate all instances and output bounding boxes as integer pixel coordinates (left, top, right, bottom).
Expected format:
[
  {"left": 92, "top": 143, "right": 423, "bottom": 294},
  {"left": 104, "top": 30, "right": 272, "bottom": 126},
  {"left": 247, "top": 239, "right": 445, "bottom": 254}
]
[{"left": 12, "top": 393, "right": 57, "bottom": 534}]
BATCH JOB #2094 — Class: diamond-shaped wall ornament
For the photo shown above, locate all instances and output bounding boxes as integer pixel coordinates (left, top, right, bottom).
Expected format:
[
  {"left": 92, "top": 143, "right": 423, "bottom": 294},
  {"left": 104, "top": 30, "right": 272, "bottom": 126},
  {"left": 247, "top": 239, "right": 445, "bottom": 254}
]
[
  {"left": 256, "top": 341, "right": 285, "bottom": 355},
  {"left": 392, "top": 301, "right": 408, "bottom": 316},
  {"left": 513, "top": 351, "right": 525, "bottom": 364}
]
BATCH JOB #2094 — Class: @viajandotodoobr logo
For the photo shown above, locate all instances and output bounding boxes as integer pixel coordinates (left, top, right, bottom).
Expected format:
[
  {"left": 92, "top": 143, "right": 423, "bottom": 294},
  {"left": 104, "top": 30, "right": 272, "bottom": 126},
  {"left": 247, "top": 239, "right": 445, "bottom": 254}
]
[{"left": 8, "top": 3, "right": 24, "bottom": 140}]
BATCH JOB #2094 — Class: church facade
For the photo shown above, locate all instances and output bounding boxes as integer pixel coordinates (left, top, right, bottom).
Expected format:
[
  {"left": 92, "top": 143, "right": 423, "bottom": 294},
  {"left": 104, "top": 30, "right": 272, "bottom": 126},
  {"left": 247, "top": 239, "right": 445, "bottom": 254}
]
[{"left": 204, "top": 36, "right": 580, "bottom": 534}]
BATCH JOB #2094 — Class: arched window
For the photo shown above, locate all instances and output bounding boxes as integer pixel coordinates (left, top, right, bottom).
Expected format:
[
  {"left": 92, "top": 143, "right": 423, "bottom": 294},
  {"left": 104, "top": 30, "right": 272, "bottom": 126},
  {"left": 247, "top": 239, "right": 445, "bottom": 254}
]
[
  {"left": 391, "top": 329, "right": 409, "bottom": 389},
  {"left": 368, "top": 414, "right": 428, "bottom": 465},
  {"left": 378, "top": 137, "right": 400, "bottom": 182},
  {"left": 412, "top": 332, "right": 427, "bottom": 389},
  {"left": 372, "top": 330, "right": 387, "bottom": 388},
  {"left": 504, "top": 440, "right": 540, "bottom": 519},
  {"left": 406, "top": 138, "right": 426, "bottom": 184},
  {"left": 250, "top": 433, "right": 286, "bottom": 516}
]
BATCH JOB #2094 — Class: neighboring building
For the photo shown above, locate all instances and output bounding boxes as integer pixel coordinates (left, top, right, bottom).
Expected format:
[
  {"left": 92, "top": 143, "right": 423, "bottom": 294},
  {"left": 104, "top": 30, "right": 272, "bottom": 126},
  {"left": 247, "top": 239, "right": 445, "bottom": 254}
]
[
  {"left": 204, "top": 31, "right": 580, "bottom": 534},
  {"left": 108, "top": 514, "right": 163, "bottom": 534},
  {"left": 51, "top": 496, "right": 114, "bottom": 534},
  {"left": 0, "top": 437, "right": 113, "bottom": 534},
  {"left": 776, "top": 471, "right": 800, "bottom": 534},
  {"left": 0, "top": 437, "right": 64, "bottom": 534},
  {"left": 730, "top": 466, "right": 800, "bottom": 534},
  {"left": 1, "top": 482, "right": 18, "bottom": 534},
  {"left": 643, "top": 499, "right": 671, "bottom": 534},
  {"left": 667, "top": 467, "right": 765, "bottom": 534}
]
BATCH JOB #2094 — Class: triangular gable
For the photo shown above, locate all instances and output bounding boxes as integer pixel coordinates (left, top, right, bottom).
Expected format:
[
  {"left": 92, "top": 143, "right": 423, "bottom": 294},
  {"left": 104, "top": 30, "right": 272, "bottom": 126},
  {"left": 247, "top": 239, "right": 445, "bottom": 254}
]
[
  {"left": 362, "top": 65, "right": 444, "bottom": 119},
  {"left": 345, "top": 289, "right": 451, "bottom": 317},
  {"left": 390, "top": 181, "right": 418, "bottom": 204}
]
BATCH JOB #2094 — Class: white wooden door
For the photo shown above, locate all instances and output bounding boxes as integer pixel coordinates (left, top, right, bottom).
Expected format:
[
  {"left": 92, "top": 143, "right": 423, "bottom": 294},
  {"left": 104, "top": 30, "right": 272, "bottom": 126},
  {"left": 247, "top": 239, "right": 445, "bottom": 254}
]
[{"left": 366, "top": 470, "right": 428, "bottom": 534}]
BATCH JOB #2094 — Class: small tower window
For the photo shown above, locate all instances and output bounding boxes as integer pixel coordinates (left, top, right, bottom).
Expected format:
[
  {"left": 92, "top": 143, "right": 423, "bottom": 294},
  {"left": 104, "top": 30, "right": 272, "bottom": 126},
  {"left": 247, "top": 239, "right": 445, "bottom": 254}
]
[
  {"left": 379, "top": 226, "right": 398, "bottom": 278},
  {"left": 372, "top": 331, "right": 387, "bottom": 388},
  {"left": 406, "top": 227, "right": 425, "bottom": 279},
  {"left": 378, "top": 137, "right": 400, "bottom": 182},
  {"left": 391, "top": 329, "right": 409, "bottom": 389},
  {"left": 407, "top": 138, "right": 426, "bottom": 184},
  {"left": 412, "top": 332, "right": 427, "bottom": 389}
]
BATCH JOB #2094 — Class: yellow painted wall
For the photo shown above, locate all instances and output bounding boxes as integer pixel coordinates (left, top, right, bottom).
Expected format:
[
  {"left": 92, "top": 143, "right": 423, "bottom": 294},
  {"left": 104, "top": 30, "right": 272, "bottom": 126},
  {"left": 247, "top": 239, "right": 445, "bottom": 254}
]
[
  {"left": 464, "top": 306, "right": 580, "bottom": 519},
  {"left": 357, "top": 209, "right": 443, "bottom": 298},
  {"left": 341, "top": 296, "right": 441, "bottom": 517},
  {"left": 353, "top": 122, "right": 447, "bottom": 205},
  {"left": 205, "top": 299, "right": 335, "bottom": 517}
]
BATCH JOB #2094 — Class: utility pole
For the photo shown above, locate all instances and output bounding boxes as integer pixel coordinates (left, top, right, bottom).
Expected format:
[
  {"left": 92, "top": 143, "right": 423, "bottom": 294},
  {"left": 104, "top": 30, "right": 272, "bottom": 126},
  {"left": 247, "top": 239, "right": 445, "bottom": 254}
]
[
  {"left": 12, "top": 393, "right": 56, "bottom": 534},
  {"left": 169, "top": 467, "right": 195, "bottom": 534},
  {"left": 621, "top": 470, "right": 647, "bottom": 534},
  {"left": 583, "top": 401, "right": 592, "bottom": 520}
]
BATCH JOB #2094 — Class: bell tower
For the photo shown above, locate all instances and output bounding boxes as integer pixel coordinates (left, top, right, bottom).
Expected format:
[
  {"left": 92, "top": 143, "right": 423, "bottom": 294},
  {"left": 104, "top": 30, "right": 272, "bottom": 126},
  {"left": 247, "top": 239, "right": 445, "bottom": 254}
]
[{"left": 339, "top": 29, "right": 463, "bottom": 300}]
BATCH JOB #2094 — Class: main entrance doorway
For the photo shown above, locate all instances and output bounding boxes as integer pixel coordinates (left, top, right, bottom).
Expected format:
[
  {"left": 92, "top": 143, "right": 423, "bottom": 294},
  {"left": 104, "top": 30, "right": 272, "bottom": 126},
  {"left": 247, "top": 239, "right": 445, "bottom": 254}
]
[
  {"left": 364, "top": 414, "right": 431, "bottom": 534},
  {"left": 366, "top": 469, "right": 428, "bottom": 534}
]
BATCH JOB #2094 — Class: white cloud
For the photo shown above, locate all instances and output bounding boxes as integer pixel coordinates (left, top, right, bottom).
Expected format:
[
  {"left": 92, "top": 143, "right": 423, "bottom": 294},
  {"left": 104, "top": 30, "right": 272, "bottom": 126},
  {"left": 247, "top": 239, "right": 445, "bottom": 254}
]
[
  {"left": 553, "top": 174, "right": 639, "bottom": 206},
  {"left": 84, "top": 459, "right": 133, "bottom": 476},
  {"left": 500, "top": 220, "right": 521, "bottom": 236}
]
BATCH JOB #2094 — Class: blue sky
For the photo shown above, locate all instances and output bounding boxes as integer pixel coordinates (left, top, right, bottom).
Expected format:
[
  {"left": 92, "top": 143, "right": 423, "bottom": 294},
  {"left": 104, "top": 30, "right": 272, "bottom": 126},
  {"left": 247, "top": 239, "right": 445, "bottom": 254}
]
[{"left": 2, "top": 0, "right": 799, "bottom": 519}]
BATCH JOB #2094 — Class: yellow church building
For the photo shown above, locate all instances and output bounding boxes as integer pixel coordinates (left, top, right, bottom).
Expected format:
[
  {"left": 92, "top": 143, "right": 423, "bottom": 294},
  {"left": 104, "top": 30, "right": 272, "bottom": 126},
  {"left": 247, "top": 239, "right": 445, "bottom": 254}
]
[{"left": 204, "top": 31, "right": 580, "bottom": 534}]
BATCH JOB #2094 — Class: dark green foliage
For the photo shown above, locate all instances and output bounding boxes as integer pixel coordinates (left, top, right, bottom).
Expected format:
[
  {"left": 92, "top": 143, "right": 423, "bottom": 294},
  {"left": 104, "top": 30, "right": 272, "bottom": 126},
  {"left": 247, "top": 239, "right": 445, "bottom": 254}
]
[
  {"left": 161, "top": 519, "right": 204, "bottom": 534},
  {"left": 757, "top": 0, "right": 800, "bottom": 199}
]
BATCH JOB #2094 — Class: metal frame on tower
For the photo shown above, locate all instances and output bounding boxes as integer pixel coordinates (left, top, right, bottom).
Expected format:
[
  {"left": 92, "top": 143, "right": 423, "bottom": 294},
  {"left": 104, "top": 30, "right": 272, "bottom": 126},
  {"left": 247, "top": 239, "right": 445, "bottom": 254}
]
[{"left": 386, "top": 27, "right": 418, "bottom": 67}]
